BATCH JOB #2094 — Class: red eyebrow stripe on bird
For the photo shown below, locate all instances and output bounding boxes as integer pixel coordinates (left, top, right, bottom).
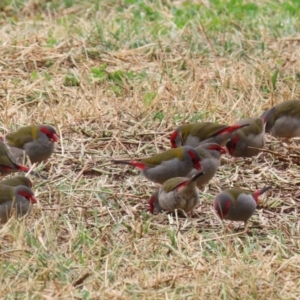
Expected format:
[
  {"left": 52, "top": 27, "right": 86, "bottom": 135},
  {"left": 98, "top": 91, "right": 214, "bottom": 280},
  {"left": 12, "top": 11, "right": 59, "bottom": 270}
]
[
  {"left": 187, "top": 149, "right": 197, "bottom": 160},
  {"left": 148, "top": 194, "right": 156, "bottom": 213},
  {"left": 187, "top": 150, "right": 201, "bottom": 170},
  {"left": 223, "top": 200, "right": 231, "bottom": 217},
  {"left": 227, "top": 135, "right": 239, "bottom": 154},
  {"left": 18, "top": 191, "right": 37, "bottom": 203},
  {"left": 41, "top": 127, "right": 59, "bottom": 142}
]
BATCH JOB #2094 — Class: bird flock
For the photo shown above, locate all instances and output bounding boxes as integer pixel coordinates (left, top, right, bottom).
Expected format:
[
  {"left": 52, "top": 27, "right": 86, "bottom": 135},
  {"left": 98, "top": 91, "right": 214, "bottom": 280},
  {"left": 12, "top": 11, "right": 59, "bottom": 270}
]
[{"left": 0, "top": 100, "right": 299, "bottom": 232}]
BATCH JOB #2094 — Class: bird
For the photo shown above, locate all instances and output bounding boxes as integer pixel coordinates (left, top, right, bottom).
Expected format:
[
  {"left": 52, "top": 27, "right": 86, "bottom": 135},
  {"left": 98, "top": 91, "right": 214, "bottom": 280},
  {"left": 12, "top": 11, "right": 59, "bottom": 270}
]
[
  {"left": 226, "top": 117, "right": 266, "bottom": 157},
  {"left": 213, "top": 186, "right": 271, "bottom": 232},
  {"left": 149, "top": 171, "right": 204, "bottom": 215},
  {"left": 0, "top": 176, "right": 32, "bottom": 188},
  {"left": 187, "top": 143, "right": 227, "bottom": 188},
  {"left": 112, "top": 146, "right": 201, "bottom": 184},
  {"left": 262, "top": 99, "right": 300, "bottom": 139},
  {"left": 5, "top": 124, "right": 59, "bottom": 164},
  {"left": 170, "top": 122, "right": 249, "bottom": 148},
  {"left": 0, "top": 141, "right": 30, "bottom": 176},
  {"left": 0, "top": 185, "right": 37, "bottom": 223}
]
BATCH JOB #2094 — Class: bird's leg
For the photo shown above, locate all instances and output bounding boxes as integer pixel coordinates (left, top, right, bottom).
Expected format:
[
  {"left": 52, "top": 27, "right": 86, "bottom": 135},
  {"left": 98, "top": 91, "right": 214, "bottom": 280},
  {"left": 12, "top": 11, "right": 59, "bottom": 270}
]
[
  {"left": 188, "top": 210, "right": 195, "bottom": 218},
  {"left": 226, "top": 221, "right": 234, "bottom": 229},
  {"left": 223, "top": 221, "right": 233, "bottom": 233},
  {"left": 242, "top": 221, "right": 249, "bottom": 233}
]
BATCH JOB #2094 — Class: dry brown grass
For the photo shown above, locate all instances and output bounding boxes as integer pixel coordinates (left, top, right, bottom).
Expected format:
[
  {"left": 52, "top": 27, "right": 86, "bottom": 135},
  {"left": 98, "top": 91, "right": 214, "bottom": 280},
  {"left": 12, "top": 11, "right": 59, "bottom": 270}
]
[{"left": 0, "top": 0, "right": 300, "bottom": 299}]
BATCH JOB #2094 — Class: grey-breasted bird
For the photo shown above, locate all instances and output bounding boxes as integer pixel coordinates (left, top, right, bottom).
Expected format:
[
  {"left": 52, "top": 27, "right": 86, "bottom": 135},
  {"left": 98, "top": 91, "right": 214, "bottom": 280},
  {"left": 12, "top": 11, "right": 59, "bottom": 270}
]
[
  {"left": 213, "top": 186, "right": 271, "bottom": 232},
  {"left": 149, "top": 171, "right": 204, "bottom": 215},
  {"left": 262, "top": 99, "right": 300, "bottom": 139},
  {"left": 170, "top": 122, "right": 249, "bottom": 148},
  {"left": 0, "top": 185, "right": 37, "bottom": 223},
  {"left": 187, "top": 143, "right": 226, "bottom": 188},
  {"left": 112, "top": 146, "right": 201, "bottom": 184},
  {"left": 6, "top": 124, "right": 58, "bottom": 164},
  {"left": 226, "top": 118, "right": 266, "bottom": 157}
]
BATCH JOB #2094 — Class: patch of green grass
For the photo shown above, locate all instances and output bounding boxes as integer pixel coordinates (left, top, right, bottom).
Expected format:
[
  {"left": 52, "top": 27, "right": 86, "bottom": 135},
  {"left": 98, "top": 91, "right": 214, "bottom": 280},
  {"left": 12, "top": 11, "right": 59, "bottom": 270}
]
[{"left": 64, "top": 74, "right": 80, "bottom": 87}]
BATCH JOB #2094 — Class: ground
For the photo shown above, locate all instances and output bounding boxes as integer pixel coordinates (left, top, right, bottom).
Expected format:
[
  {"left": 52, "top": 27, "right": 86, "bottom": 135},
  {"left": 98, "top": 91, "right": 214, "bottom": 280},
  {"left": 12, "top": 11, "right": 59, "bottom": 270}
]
[{"left": 0, "top": 0, "right": 300, "bottom": 299}]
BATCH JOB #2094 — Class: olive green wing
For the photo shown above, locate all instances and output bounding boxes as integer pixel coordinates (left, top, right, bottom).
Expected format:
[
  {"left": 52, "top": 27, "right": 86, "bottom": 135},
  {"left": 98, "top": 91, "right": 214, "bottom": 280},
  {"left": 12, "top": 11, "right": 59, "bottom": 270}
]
[
  {"left": 0, "top": 185, "right": 13, "bottom": 204},
  {"left": 263, "top": 100, "right": 300, "bottom": 130},
  {"left": 162, "top": 177, "right": 188, "bottom": 192},
  {"left": 0, "top": 176, "right": 31, "bottom": 188},
  {"left": 225, "top": 188, "right": 252, "bottom": 206},
  {"left": 141, "top": 148, "right": 184, "bottom": 167},
  {"left": 0, "top": 142, "right": 17, "bottom": 168},
  {"left": 196, "top": 147, "right": 210, "bottom": 159},
  {"left": 6, "top": 126, "right": 37, "bottom": 148},
  {"left": 275, "top": 100, "right": 300, "bottom": 118},
  {"left": 236, "top": 118, "right": 263, "bottom": 136},
  {"left": 189, "top": 122, "right": 228, "bottom": 139}
]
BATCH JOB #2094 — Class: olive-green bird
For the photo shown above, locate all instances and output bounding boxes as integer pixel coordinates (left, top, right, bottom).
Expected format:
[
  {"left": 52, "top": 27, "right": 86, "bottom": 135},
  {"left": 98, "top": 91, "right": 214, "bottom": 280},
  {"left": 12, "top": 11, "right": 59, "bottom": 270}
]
[
  {"left": 187, "top": 143, "right": 227, "bottom": 188},
  {"left": 112, "top": 146, "right": 201, "bottom": 184},
  {"left": 0, "top": 176, "right": 32, "bottom": 188},
  {"left": 214, "top": 186, "right": 272, "bottom": 232},
  {"left": 149, "top": 171, "right": 204, "bottom": 214},
  {"left": 6, "top": 124, "right": 58, "bottom": 164},
  {"left": 262, "top": 99, "right": 300, "bottom": 138},
  {"left": 226, "top": 117, "right": 266, "bottom": 157},
  {"left": 0, "top": 185, "right": 37, "bottom": 223},
  {"left": 170, "top": 122, "right": 249, "bottom": 148}
]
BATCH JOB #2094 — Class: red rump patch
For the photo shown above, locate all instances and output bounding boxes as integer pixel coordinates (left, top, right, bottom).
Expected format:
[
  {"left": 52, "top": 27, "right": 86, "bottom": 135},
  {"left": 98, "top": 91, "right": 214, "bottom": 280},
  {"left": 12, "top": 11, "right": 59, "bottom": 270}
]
[
  {"left": 217, "top": 124, "right": 243, "bottom": 135},
  {"left": 130, "top": 161, "right": 147, "bottom": 171},
  {"left": 170, "top": 131, "right": 178, "bottom": 148},
  {"left": 17, "top": 165, "right": 30, "bottom": 172},
  {"left": 176, "top": 179, "right": 189, "bottom": 190},
  {"left": 1, "top": 166, "right": 14, "bottom": 171},
  {"left": 253, "top": 186, "right": 271, "bottom": 203},
  {"left": 187, "top": 150, "right": 201, "bottom": 170},
  {"left": 253, "top": 190, "right": 260, "bottom": 203}
]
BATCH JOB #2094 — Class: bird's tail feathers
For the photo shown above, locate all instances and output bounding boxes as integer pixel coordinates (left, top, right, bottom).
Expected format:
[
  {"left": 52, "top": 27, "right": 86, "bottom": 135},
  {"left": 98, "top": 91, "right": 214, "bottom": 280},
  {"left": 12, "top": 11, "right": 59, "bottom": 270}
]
[{"left": 189, "top": 171, "right": 205, "bottom": 185}]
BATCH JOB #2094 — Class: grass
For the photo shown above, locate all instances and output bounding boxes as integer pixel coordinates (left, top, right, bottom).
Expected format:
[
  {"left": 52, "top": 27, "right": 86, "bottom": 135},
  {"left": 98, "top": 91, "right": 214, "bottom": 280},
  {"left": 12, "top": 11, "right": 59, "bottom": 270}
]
[{"left": 0, "top": 0, "right": 300, "bottom": 298}]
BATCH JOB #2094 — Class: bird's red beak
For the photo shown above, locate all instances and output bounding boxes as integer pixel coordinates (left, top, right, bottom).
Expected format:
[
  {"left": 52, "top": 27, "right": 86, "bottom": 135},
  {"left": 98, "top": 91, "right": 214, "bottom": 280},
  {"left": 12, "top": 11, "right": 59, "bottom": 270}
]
[
  {"left": 29, "top": 195, "right": 37, "bottom": 204},
  {"left": 51, "top": 133, "right": 59, "bottom": 142},
  {"left": 220, "top": 146, "right": 227, "bottom": 154}
]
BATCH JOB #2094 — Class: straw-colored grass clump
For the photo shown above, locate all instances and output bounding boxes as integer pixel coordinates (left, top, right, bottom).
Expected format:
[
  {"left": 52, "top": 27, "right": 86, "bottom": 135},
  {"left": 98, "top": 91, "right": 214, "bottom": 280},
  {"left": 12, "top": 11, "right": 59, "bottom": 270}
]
[{"left": 0, "top": 1, "right": 300, "bottom": 298}]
